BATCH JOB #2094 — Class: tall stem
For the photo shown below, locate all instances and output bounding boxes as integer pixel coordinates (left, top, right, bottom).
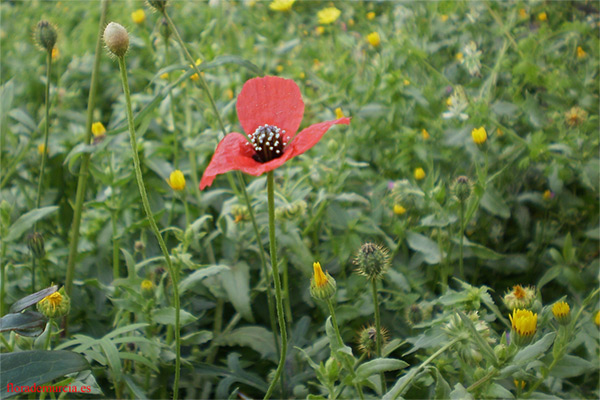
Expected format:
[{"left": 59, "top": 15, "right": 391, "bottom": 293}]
[
  {"left": 264, "top": 172, "right": 287, "bottom": 400},
  {"left": 458, "top": 201, "right": 465, "bottom": 280},
  {"left": 117, "top": 56, "right": 181, "bottom": 400},
  {"left": 371, "top": 279, "right": 386, "bottom": 392},
  {"left": 65, "top": 0, "right": 108, "bottom": 296}
]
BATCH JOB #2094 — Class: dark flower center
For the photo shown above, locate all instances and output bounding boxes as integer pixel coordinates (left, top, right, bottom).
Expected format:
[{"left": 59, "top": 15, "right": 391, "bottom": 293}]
[{"left": 248, "top": 124, "right": 289, "bottom": 163}]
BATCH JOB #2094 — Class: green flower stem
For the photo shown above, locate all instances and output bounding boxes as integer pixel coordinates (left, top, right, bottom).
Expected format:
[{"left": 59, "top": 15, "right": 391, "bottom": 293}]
[
  {"left": 44, "top": 318, "right": 53, "bottom": 350},
  {"left": 264, "top": 171, "right": 288, "bottom": 400},
  {"left": 111, "top": 211, "right": 120, "bottom": 281},
  {"left": 65, "top": 0, "right": 108, "bottom": 296},
  {"left": 0, "top": 244, "right": 6, "bottom": 316},
  {"left": 326, "top": 299, "right": 365, "bottom": 400},
  {"left": 389, "top": 336, "right": 462, "bottom": 400},
  {"left": 458, "top": 200, "right": 465, "bottom": 281},
  {"left": 371, "top": 279, "right": 387, "bottom": 393},
  {"left": 117, "top": 56, "right": 181, "bottom": 400}
]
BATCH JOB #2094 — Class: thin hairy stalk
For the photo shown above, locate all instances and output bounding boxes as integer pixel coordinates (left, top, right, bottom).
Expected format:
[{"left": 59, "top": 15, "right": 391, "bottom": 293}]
[
  {"left": 371, "top": 279, "right": 387, "bottom": 392},
  {"left": 65, "top": 0, "right": 108, "bottom": 296},
  {"left": 117, "top": 56, "right": 181, "bottom": 400},
  {"left": 326, "top": 299, "right": 365, "bottom": 400},
  {"left": 264, "top": 172, "right": 287, "bottom": 400},
  {"left": 458, "top": 201, "right": 465, "bottom": 280}
]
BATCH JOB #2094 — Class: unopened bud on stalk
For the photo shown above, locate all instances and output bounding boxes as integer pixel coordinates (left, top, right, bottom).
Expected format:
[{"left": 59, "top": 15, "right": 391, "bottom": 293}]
[
  {"left": 34, "top": 20, "right": 57, "bottom": 52},
  {"left": 27, "top": 232, "right": 45, "bottom": 259},
  {"left": 160, "top": 18, "right": 170, "bottom": 40},
  {"left": 354, "top": 242, "right": 390, "bottom": 280},
  {"left": 147, "top": 0, "right": 168, "bottom": 12},
  {"left": 452, "top": 175, "right": 472, "bottom": 202},
  {"left": 37, "top": 288, "right": 70, "bottom": 319},
  {"left": 310, "top": 262, "right": 336, "bottom": 300},
  {"left": 103, "top": 22, "right": 129, "bottom": 58}
]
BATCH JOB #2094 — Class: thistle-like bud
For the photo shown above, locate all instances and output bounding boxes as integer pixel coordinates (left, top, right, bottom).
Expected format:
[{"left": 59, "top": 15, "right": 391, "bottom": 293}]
[
  {"left": 357, "top": 325, "right": 389, "bottom": 358},
  {"left": 552, "top": 301, "right": 571, "bottom": 326},
  {"left": 34, "top": 20, "right": 57, "bottom": 52},
  {"left": 503, "top": 285, "right": 536, "bottom": 311},
  {"left": 27, "top": 232, "right": 45, "bottom": 259},
  {"left": 159, "top": 18, "right": 170, "bottom": 40},
  {"left": 37, "top": 288, "right": 70, "bottom": 319},
  {"left": 310, "top": 262, "right": 336, "bottom": 300},
  {"left": 405, "top": 303, "right": 423, "bottom": 326},
  {"left": 354, "top": 242, "right": 390, "bottom": 280},
  {"left": 103, "top": 22, "right": 129, "bottom": 58},
  {"left": 147, "top": 0, "right": 168, "bottom": 12},
  {"left": 452, "top": 175, "right": 472, "bottom": 202},
  {"left": 140, "top": 279, "right": 155, "bottom": 299}
]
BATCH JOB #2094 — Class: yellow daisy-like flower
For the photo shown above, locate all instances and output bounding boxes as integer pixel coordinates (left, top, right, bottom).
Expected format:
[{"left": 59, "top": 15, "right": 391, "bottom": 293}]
[
  {"left": 37, "top": 144, "right": 47, "bottom": 155},
  {"left": 471, "top": 126, "right": 487, "bottom": 145},
  {"left": 367, "top": 31, "right": 381, "bottom": 47},
  {"left": 335, "top": 107, "right": 345, "bottom": 119},
  {"left": 141, "top": 279, "right": 154, "bottom": 291},
  {"left": 565, "top": 106, "right": 588, "bottom": 127},
  {"left": 131, "top": 9, "right": 146, "bottom": 24},
  {"left": 37, "top": 289, "right": 70, "bottom": 319},
  {"left": 269, "top": 0, "right": 295, "bottom": 12},
  {"left": 552, "top": 301, "right": 570, "bottom": 325},
  {"left": 41, "top": 292, "right": 62, "bottom": 312},
  {"left": 366, "top": 11, "right": 376, "bottom": 20},
  {"left": 393, "top": 204, "right": 406, "bottom": 215},
  {"left": 421, "top": 129, "right": 430, "bottom": 140},
  {"left": 190, "top": 58, "right": 203, "bottom": 81},
  {"left": 537, "top": 12, "right": 547, "bottom": 22},
  {"left": 576, "top": 46, "right": 586, "bottom": 59},
  {"left": 503, "top": 284, "right": 536, "bottom": 310},
  {"left": 414, "top": 167, "right": 425, "bottom": 181},
  {"left": 317, "top": 7, "right": 341, "bottom": 25},
  {"left": 509, "top": 309, "right": 537, "bottom": 345},
  {"left": 91, "top": 121, "right": 106, "bottom": 137},
  {"left": 167, "top": 170, "right": 186, "bottom": 191},
  {"left": 51, "top": 47, "right": 59, "bottom": 60}
]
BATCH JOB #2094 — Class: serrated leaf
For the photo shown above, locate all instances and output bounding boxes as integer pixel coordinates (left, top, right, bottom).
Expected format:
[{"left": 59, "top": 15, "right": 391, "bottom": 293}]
[
  {"left": 5, "top": 206, "right": 59, "bottom": 242},
  {"left": 0, "top": 351, "right": 89, "bottom": 399}
]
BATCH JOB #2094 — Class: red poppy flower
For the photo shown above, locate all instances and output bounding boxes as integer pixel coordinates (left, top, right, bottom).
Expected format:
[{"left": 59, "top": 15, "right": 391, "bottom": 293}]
[{"left": 199, "top": 76, "right": 350, "bottom": 189}]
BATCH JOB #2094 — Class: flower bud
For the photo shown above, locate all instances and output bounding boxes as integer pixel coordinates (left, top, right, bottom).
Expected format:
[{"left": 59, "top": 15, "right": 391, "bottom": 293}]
[
  {"left": 140, "top": 279, "right": 155, "bottom": 299},
  {"left": 405, "top": 303, "right": 422, "bottom": 326},
  {"left": 310, "top": 262, "right": 336, "bottom": 300},
  {"left": 354, "top": 242, "right": 390, "bottom": 280},
  {"left": 15, "top": 334, "right": 34, "bottom": 350},
  {"left": 103, "top": 22, "right": 129, "bottom": 58},
  {"left": 134, "top": 240, "right": 145, "bottom": 252},
  {"left": 27, "top": 232, "right": 45, "bottom": 259},
  {"left": 551, "top": 301, "right": 570, "bottom": 326},
  {"left": 452, "top": 175, "right": 472, "bottom": 202},
  {"left": 37, "top": 288, "right": 70, "bottom": 319},
  {"left": 325, "top": 357, "right": 340, "bottom": 382},
  {"left": 159, "top": 18, "right": 171, "bottom": 40},
  {"left": 34, "top": 20, "right": 57, "bottom": 52},
  {"left": 147, "top": 0, "right": 168, "bottom": 12},
  {"left": 503, "top": 285, "right": 535, "bottom": 311},
  {"left": 167, "top": 170, "right": 186, "bottom": 191}
]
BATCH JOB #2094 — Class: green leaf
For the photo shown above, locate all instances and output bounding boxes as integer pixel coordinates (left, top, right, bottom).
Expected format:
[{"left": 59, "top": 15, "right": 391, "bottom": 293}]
[
  {"left": 434, "top": 368, "right": 451, "bottom": 399},
  {"left": 0, "top": 311, "right": 46, "bottom": 337},
  {"left": 456, "top": 237, "right": 504, "bottom": 260},
  {"left": 0, "top": 351, "right": 89, "bottom": 399},
  {"left": 457, "top": 311, "right": 498, "bottom": 366},
  {"left": 9, "top": 285, "right": 58, "bottom": 313},
  {"left": 406, "top": 232, "right": 442, "bottom": 264},
  {"left": 99, "top": 338, "right": 122, "bottom": 383},
  {"left": 5, "top": 206, "right": 58, "bottom": 242},
  {"left": 179, "top": 265, "right": 229, "bottom": 294},
  {"left": 152, "top": 308, "right": 197, "bottom": 326},
  {"left": 220, "top": 262, "right": 253, "bottom": 322},
  {"left": 480, "top": 186, "right": 510, "bottom": 219},
  {"left": 355, "top": 358, "right": 408, "bottom": 382},
  {"left": 562, "top": 233, "right": 574, "bottom": 264},
  {"left": 449, "top": 383, "right": 474, "bottom": 400},
  {"left": 550, "top": 355, "right": 595, "bottom": 378},
  {"left": 513, "top": 332, "right": 556, "bottom": 365},
  {"left": 485, "top": 383, "right": 514, "bottom": 399},
  {"left": 215, "top": 326, "right": 277, "bottom": 361},
  {"left": 537, "top": 266, "right": 560, "bottom": 289}
]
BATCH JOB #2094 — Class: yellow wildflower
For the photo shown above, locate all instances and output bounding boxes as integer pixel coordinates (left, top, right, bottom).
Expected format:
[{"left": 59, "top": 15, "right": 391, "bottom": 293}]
[
  {"left": 471, "top": 126, "right": 487, "bottom": 145},
  {"left": 190, "top": 58, "right": 203, "bottom": 81},
  {"left": 503, "top": 285, "right": 536, "bottom": 310},
  {"left": 141, "top": 280, "right": 154, "bottom": 291},
  {"left": 366, "top": 11, "right": 376, "bottom": 20},
  {"left": 576, "top": 46, "right": 586, "bottom": 59},
  {"left": 446, "top": 97, "right": 453, "bottom": 107},
  {"left": 310, "top": 262, "right": 336, "bottom": 300},
  {"left": 299, "top": 71, "right": 305, "bottom": 79},
  {"left": 421, "top": 129, "right": 430, "bottom": 140},
  {"left": 335, "top": 107, "right": 345, "bottom": 119},
  {"left": 317, "top": 7, "right": 341, "bottom": 25},
  {"left": 276, "top": 65, "right": 284, "bottom": 73},
  {"left": 225, "top": 88, "right": 234, "bottom": 100},
  {"left": 269, "top": 0, "right": 295, "bottom": 12},
  {"left": 367, "top": 31, "right": 381, "bottom": 47},
  {"left": 131, "top": 9, "right": 146, "bottom": 24},
  {"left": 514, "top": 380, "right": 526, "bottom": 390},
  {"left": 167, "top": 170, "right": 186, "bottom": 191},
  {"left": 509, "top": 309, "right": 537, "bottom": 345},
  {"left": 414, "top": 168, "right": 425, "bottom": 181},
  {"left": 393, "top": 204, "right": 406, "bottom": 215},
  {"left": 91, "top": 121, "right": 106, "bottom": 137},
  {"left": 537, "top": 12, "right": 547, "bottom": 22},
  {"left": 51, "top": 47, "right": 59, "bottom": 60},
  {"left": 160, "top": 72, "right": 169, "bottom": 80},
  {"left": 403, "top": 79, "right": 410, "bottom": 86},
  {"left": 552, "top": 301, "right": 570, "bottom": 325},
  {"left": 565, "top": 106, "right": 588, "bottom": 127},
  {"left": 37, "top": 289, "right": 70, "bottom": 318},
  {"left": 543, "top": 190, "right": 553, "bottom": 200},
  {"left": 315, "top": 26, "right": 325, "bottom": 35}
]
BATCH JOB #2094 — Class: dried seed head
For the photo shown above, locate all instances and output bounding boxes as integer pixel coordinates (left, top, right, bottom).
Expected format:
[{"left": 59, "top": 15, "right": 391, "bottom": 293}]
[
  {"left": 103, "top": 22, "right": 129, "bottom": 58},
  {"left": 34, "top": 20, "right": 57, "bottom": 52},
  {"left": 354, "top": 242, "right": 390, "bottom": 280}
]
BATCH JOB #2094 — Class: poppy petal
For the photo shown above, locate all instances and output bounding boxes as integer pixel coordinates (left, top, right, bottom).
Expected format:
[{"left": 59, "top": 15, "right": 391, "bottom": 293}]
[
  {"left": 288, "top": 117, "right": 351, "bottom": 158},
  {"left": 236, "top": 76, "right": 305, "bottom": 137}
]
